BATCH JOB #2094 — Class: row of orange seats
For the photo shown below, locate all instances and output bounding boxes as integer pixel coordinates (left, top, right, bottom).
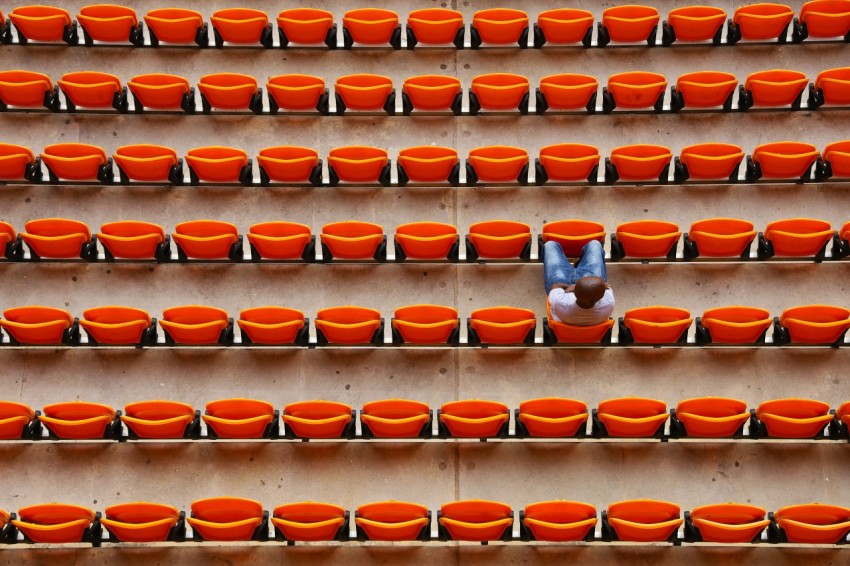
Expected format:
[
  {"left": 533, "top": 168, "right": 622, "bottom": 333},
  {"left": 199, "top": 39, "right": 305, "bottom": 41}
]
[
  {"left": 1, "top": 68, "right": 847, "bottom": 115},
  {"left": 2, "top": 142, "right": 848, "bottom": 186},
  {"left": 0, "top": 4, "right": 846, "bottom": 48},
  {"left": 0, "top": 304, "right": 847, "bottom": 348},
  {"left": 3, "top": 499, "right": 847, "bottom": 545},
  {"left": 3, "top": 217, "right": 848, "bottom": 265},
  {"left": 2, "top": 397, "right": 848, "bottom": 441}
]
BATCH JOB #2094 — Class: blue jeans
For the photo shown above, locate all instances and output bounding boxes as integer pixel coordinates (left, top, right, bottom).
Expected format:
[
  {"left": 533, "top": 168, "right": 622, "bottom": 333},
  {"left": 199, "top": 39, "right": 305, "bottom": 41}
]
[{"left": 543, "top": 240, "right": 607, "bottom": 294}]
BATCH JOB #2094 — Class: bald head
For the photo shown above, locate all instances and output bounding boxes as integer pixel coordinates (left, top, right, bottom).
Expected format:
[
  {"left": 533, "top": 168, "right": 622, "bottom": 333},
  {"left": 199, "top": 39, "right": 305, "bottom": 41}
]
[{"left": 574, "top": 276, "right": 606, "bottom": 309}]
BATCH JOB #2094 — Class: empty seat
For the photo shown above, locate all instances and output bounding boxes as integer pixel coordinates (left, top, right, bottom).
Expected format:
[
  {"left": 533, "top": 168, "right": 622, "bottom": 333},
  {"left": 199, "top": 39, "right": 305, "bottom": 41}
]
[
  {"left": 407, "top": 8, "right": 464, "bottom": 47},
  {"left": 517, "top": 398, "right": 588, "bottom": 438},
  {"left": 327, "top": 146, "right": 390, "bottom": 184},
  {"left": 467, "top": 146, "right": 529, "bottom": 184},
  {"left": 315, "top": 306, "right": 383, "bottom": 345},
  {"left": 676, "top": 143, "right": 744, "bottom": 181},
  {"left": 0, "top": 143, "right": 38, "bottom": 180},
  {"left": 621, "top": 306, "right": 692, "bottom": 344},
  {"left": 761, "top": 218, "right": 834, "bottom": 258},
  {"left": 0, "top": 306, "right": 74, "bottom": 345},
  {"left": 185, "top": 146, "right": 251, "bottom": 184},
  {"left": 522, "top": 501, "right": 597, "bottom": 542},
  {"left": 663, "top": 6, "right": 727, "bottom": 44},
  {"left": 797, "top": 0, "right": 850, "bottom": 39},
  {"left": 160, "top": 305, "right": 231, "bottom": 345},
  {"left": 39, "top": 401, "right": 117, "bottom": 439},
  {"left": 541, "top": 220, "right": 606, "bottom": 257},
  {"left": 607, "top": 145, "right": 672, "bottom": 182},
  {"left": 273, "top": 502, "right": 347, "bottom": 542},
  {"left": 670, "top": 72, "right": 738, "bottom": 111},
  {"left": 283, "top": 400, "right": 353, "bottom": 439},
  {"left": 811, "top": 68, "right": 850, "bottom": 110},
  {"left": 266, "top": 75, "right": 327, "bottom": 113},
  {"left": 537, "top": 144, "right": 600, "bottom": 183},
  {"left": 392, "top": 304, "right": 459, "bottom": 344},
  {"left": 537, "top": 74, "right": 598, "bottom": 112},
  {"left": 684, "top": 218, "right": 756, "bottom": 258},
  {"left": 0, "top": 401, "right": 36, "bottom": 439},
  {"left": 172, "top": 220, "right": 240, "bottom": 260},
  {"left": 396, "top": 147, "right": 460, "bottom": 186},
  {"left": 335, "top": 74, "right": 394, "bottom": 113},
  {"left": 113, "top": 145, "right": 182, "bottom": 183},
  {"left": 688, "top": 504, "right": 769, "bottom": 543},
  {"left": 277, "top": 8, "right": 334, "bottom": 47},
  {"left": 401, "top": 76, "right": 462, "bottom": 113},
  {"left": 188, "top": 497, "right": 265, "bottom": 541},
  {"left": 545, "top": 302, "right": 615, "bottom": 344},
  {"left": 356, "top": 501, "right": 430, "bottom": 541},
  {"left": 439, "top": 400, "right": 509, "bottom": 438},
  {"left": 778, "top": 305, "right": 850, "bottom": 344},
  {"left": 320, "top": 221, "right": 385, "bottom": 261},
  {"left": 144, "top": 8, "right": 206, "bottom": 46},
  {"left": 821, "top": 140, "right": 850, "bottom": 178},
  {"left": 697, "top": 306, "right": 772, "bottom": 344},
  {"left": 80, "top": 306, "right": 155, "bottom": 345},
  {"left": 756, "top": 398, "right": 833, "bottom": 437},
  {"left": 774, "top": 504, "right": 850, "bottom": 544},
  {"left": 237, "top": 306, "right": 308, "bottom": 345},
  {"left": 247, "top": 221, "right": 313, "bottom": 260},
  {"left": 40, "top": 143, "right": 110, "bottom": 182},
  {"left": 535, "top": 9, "right": 594, "bottom": 46},
  {"left": 0, "top": 70, "right": 57, "bottom": 110},
  {"left": 439, "top": 500, "right": 513, "bottom": 541},
  {"left": 257, "top": 146, "right": 321, "bottom": 185},
  {"left": 471, "top": 8, "right": 529, "bottom": 47},
  {"left": 600, "top": 5, "right": 660, "bottom": 45},
  {"left": 468, "top": 306, "right": 536, "bottom": 344},
  {"left": 203, "top": 398, "right": 276, "bottom": 439},
  {"left": 604, "top": 72, "right": 667, "bottom": 112},
  {"left": 613, "top": 220, "right": 681, "bottom": 259},
  {"left": 58, "top": 71, "right": 126, "bottom": 111},
  {"left": 596, "top": 397, "right": 668, "bottom": 437},
  {"left": 730, "top": 3, "right": 794, "bottom": 42},
  {"left": 394, "top": 221, "right": 458, "bottom": 261},
  {"left": 102, "top": 502, "right": 182, "bottom": 543},
  {"left": 0, "top": 221, "right": 18, "bottom": 258},
  {"left": 470, "top": 73, "right": 529, "bottom": 112},
  {"left": 127, "top": 73, "right": 193, "bottom": 113},
  {"left": 12, "top": 504, "right": 96, "bottom": 543},
  {"left": 740, "top": 70, "right": 808, "bottom": 109},
  {"left": 121, "top": 400, "right": 196, "bottom": 439},
  {"left": 605, "top": 500, "right": 682, "bottom": 542},
  {"left": 343, "top": 8, "right": 399, "bottom": 47},
  {"left": 360, "top": 399, "right": 431, "bottom": 438},
  {"left": 77, "top": 4, "right": 142, "bottom": 45},
  {"left": 96, "top": 220, "right": 168, "bottom": 261},
  {"left": 839, "top": 402, "right": 850, "bottom": 431},
  {"left": 210, "top": 8, "right": 271, "bottom": 47},
  {"left": 9, "top": 6, "right": 76, "bottom": 43},
  {"left": 198, "top": 73, "right": 262, "bottom": 113},
  {"left": 20, "top": 217, "right": 93, "bottom": 259},
  {"left": 750, "top": 142, "right": 819, "bottom": 180},
  {"left": 672, "top": 397, "right": 749, "bottom": 437}
]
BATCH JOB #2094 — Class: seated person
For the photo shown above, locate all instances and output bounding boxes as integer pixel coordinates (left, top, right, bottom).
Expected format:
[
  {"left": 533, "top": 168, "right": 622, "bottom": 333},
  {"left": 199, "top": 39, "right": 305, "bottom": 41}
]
[{"left": 543, "top": 240, "right": 614, "bottom": 325}]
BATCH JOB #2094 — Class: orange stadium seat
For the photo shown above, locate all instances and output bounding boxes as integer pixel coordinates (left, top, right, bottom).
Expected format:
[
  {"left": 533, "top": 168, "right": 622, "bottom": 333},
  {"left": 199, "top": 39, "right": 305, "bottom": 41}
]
[
  {"left": 0, "top": 306, "right": 76, "bottom": 345},
  {"left": 810, "top": 68, "right": 850, "bottom": 109},
  {"left": 406, "top": 8, "right": 464, "bottom": 48},
  {"left": 160, "top": 305, "right": 232, "bottom": 345},
  {"left": 198, "top": 73, "right": 262, "bottom": 114},
  {"left": 522, "top": 501, "right": 597, "bottom": 542},
  {"left": 257, "top": 146, "right": 322, "bottom": 185},
  {"left": 671, "top": 397, "right": 750, "bottom": 438},
  {"left": 773, "top": 504, "right": 850, "bottom": 544},
  {"left": 12, "top": 504, "right": 96, "bottom": 543},
  {"left": 755, "top": 398, "right": 833, "bottom": 438},
  {"left": 662, "top": 6, "right": 727, "bottom": 45},
  {"left": 739, "top": 69, "right": 808, "bottom": 109},
  {"left": 77, "top": 4, "right": 143, "bottom": 46},
  {"left": 334, "top": 74, "right": 395, "bottom": 114},
  {"left": 277, "top": 8, "right": 335, "bottom": 48},
  {"left": 619, "top": 306, "right": 692, "bottom": 344},
  {"left": 401, "top": 75, "right": 463, "bottom": 114},
  {"left": 606, "top": 145, "right": 672, "bottom": 183},
  {"left": 237, "top": 306, "right": 308, "bottom": 345},
  {"left": 41, "top": 143, "right": 111, "bottom": 183},
  {"left": 439, "top": 400, "right": 509, "bottom": 438},
  {"left": 39, "top": 401, "right": 118, "bottom": 440},
  {"left": 185, "top": 147, "right": 252, "bottom": 185},
  {"left": 759, "top": 218, "right": 833, "bottom": 260},
  {"left": 836, "top": 401, "right": 850, "bottom": 433},
  {"left": 246, "top": 222, "right": 314, "bottom": 261},
  {"left": 144, "top": 8, "right": 207, "bottom": 47},
  {"left": 541, "top": 220, "right": 606, "bottom": 257},
  {"left": 342, "top": 8, "right": 400, "bottom": 48},
  {"left": 102, "top": 502, "right": 182, "bottom": 543},
  {"left": 266, "top": 75, "right": 328, "bottom": 114},
  {"left": 729, "top": 3, "right": 794, "bottom": 43},
  {"left": 611, "top": 220, "right": 680, "bottom": 259},
  {"left": 748, "top": 142, "right": 819, "bottom": 181},
  {"left": 775, "top": 305, "right": 850, "bottom": 345},
  {"left": 794, "top": 0, "right": 850, "bottom": 41},
  {"left": 96, "top": 220, "right": 169, "bottom": 261},
  {"left": 604, "top": 500, "right": 681, "bottom": 542},
  {"left": 320, "top": 221, "right": 386, "bottom": 261},
  {"left": 396, "top": 147, "right": 460, "bottom": 184},
  {"left": 188, "top": 497, "right": 266, "bottom": 541},
  {"left": 360, "top": 399, "right": 431, "bottom": 438},
  {"left": 0, "top": 70, "right": 59, "bottom": 111},
  {"left": 0, "top": 143, "right": 40, "bottom": 181},
  {"left": 356, "top": 501, "right": 430, "bottom": 541},
  {"left": 203, "top": 398, "right": 276, "bottom": 439},
  {"left": 113, "top": 145, "right": 182, "bottom": 184},
  {"left": 594, "top": 397, "right": 668, "bottom": 437},
  {"left": 0, "top": 401, "right": 36, "bottom": 440},
  {"left": 818, "top": 140, "right": 850, "bottom": 180},
  {"left": 675, "top": 143, "right": 744, "bottom": 182},
  {"left": 210, "top": 8, "right": 272, "bottom": 48},
  {"left": 695, "top": 306, "right": 772, "bottom": 344},
  {"left": 9, "top": 5, "right": 78, "bottom": 44},
  {"left": 283, "top": 400, "right": 354, "bottom": 439},
  {"left": 121, "top": 400, "right": 196, "bottom": 439},
  {"left": 599, "top": 5, "right": 660, "bottom": 46},
  {"left": 394, "top": 221, "right": 459, "bottom": 261},
  {"left": 172, "top": 220, "right": 241, "bottom": 261},
  {"left": 466, "top": 220, "right": 531, "bottom": 261},
  {"left": 80, "top": 306, "right": 156, "bottom": 345},
  {"left": 837, "top": 220, "right": 850, "bottom": 258},
  {"left": 517, "top": 397, "right": 588, "bottom": 438},
  {"left": 439, "top": 500, "right": 513, "bottom": 541},
  {"left": 670, "top": 72, "right": 738, "bottom": 111},
  {"left": 466, "top": 146, "right": 530, "bottom": 184},
  {"left": 534, "top": 9, "right": 594, "bottom": 47},
  {"left": 536, "top": 144, "right": 600, "bottom": 183},
  {"left": 273, "top": 502, "right": 347, "bottom": 542},
  {"left": 468, "top": 307, "right": 536, "bottom": 345},
  {"left": 0, "top": 221, "right": 22, "bottom": 260},
  {"left": 470, "top": 8, "right": 529, "bottom": 47},
  {"left": 127, "top": 73, "right": 194, "bottom": 113},
  {"left": 327, "top": 146, "right": 391, "bottom": 184},
  {"left": 20, "top": 218, "right": 94, "bottom": 259},
  {"left": 687, "top": 504, "right": 769, "bottom": 543},
  {"left": 543, "top": 303, "right": 615, "bottom": 345},
  {"left": 314, "top": 306, "right": 383, "bottom": 345},
  {"left": 536, "top": 74, "right": 598, "bottom": 113},
  {"left": 391, "top": 304, "right": 459, "bottom": 345},
  {"left": 603, "top": 72, "right": 667, "bottom": 112},
  {"left": 469, "top": 73, "right": 529, "bottom": 113},
  {"left": 682, "top": 218, "right": 756, "bottom": 258},
  {"left": 58, "top": 71, "right": 127, "bottom": 112}
]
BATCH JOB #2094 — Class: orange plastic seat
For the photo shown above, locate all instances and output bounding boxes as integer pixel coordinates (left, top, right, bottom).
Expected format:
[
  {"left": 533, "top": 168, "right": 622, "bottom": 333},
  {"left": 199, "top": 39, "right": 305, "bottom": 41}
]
[
  {"left": 741, "top": 70, "right": 808, "bottom": 108},
  {"left": 606, "top": 500, "right": 681, "bottom": 542},
  {"left": 677, "top": 143, "right": 744, "bottom": 181},
  {"left": 797, "top": 0, "right": 850, "bottom": 39},
  {"left": 673, "top": 397, "right": 749, "bottom": 437},
  {"left": 40, "top": 143, "right": 109, "bottom": 182},
  {"left": 540, "top": 220, "right": 605, "bottom": 257},
  {"left": 277, "top": 8, "right": 334, "bottom": 47},
  {"left": 0, "top": 221, "right": 19, "bottom": 260},
  {"left": 468, "top": 307, "right": 536, "bottom": 345},
  {"left": 335, "top": 74, "right": 394, "bottom": 112},
  {"left": 13, "top": 504, "right": 95, "bottom": 543},
  {"left": 392, "top": 304, "right": 459, "bottom": 344},
  {"left": 0, "top": 143, "right": 37, "bottom": 180},
  {"left": 607, "top": 145, "right": 672, "bottom": 182},
  {"left": 9, "top": 6, "right": 75, "bottom": 43},
  {"left": 247, "top": 222, "right": 313, "bottom": 261},
  {"left": 203, "top": 398, "right": 275, "bottom": 439},
  {"left": 0, "top": 70, "right": 56, "bottom": 110},
  {"left": 439, "top": 500, "right": 513, "bottom": 541},
  {"left": 160, "top": 305, "right": 230, "bottom": 345},
  {"left": 113, "top": 144, "right": 181, "bottom": 183},
  {"left": 401, "top": 75, "right": 462, "bottom": 113},
  {"left": 535, "top": 9, "right": 594, "bottom": 46},
  {"left": 188, "top": 497, "right": 264, "bottom": 541},
  {"left": 315, "top": 306, "right": 383, "bottom": 345},
  {"left": 343, "top": 8, "right": 399, "bottom": 47},
  {"left": 537, "top": 74, "right": 598, "bottom": 112},
  {"left": 751, "top": 142, "right": 820, "bottom": 181},
  {"left": 21, "top": 217, "right": 93, "bottom": 259},
  {"left": 470, "top": 73, "right": 529, "bottom": 112},
  {"left": 273, "top": 502, "right": 346, "bottom": 542},
  {"left": 102, "top": 502, "right": 181, "bottom": 543},
  {"left": 256, "top": 146, "right": 320, "bottom": 186},
  {"left": 604, "top": 72, "right": 667, "bottom": 111},
  {"left": 198, "top": 73, "right": 261, "bottom": 113},
  {"left": 407, "top": 8, "right": 463, "bottom": 47},
  {"left": 537, "top": 145, "right": 600, "bottom": 185},
  {"left": 439, "top": 400, "right": 509, "bottom": 438},
  {"left": 172, "top": 220, "right": 240, "bottom": 260},
  {"left": 0, "top": 306, "right": 74, "bottom": 345},
  {"left": 467, "top": 146, "right": 529, "bottom": 183},
  {"left": 756, "top": 398, "right": 833, "bottom": 437},
  {"left": 360, "top": 399, "right": 431, "bottom": 438},
  {"left": 80, "top": 305, "right": 154, "bottom": 345},
  {"left": 394, "top": 221, "right": 458, "bottom": 260},
  {"left": 621, "top": 306, "right": 693, "bottom": 344},
  {"left": 211, "top": 8, "right": 271, "bottom": 47},
  {"left": 613, "top": 220, "right": 681, "bottom": 258},
  {"left": 663, "top": 6, "right": 727, "bottom": 44},
  {"left": 523, "top": 501, "right": 597, "bottom": 542},
  {"left": 518, "top": 398, "right": 588, "bottom": 438},
  {"left": 237, "top": 306, "right": 307, "bottom": 345},
  {"left": 471, "top": 8, "right": 529, "bottom": 46},
  {"left": 58, "top": 71, "right": 125, "bottom": 111},
  {"left": 596, "top": 397, "right": 668, "bottom": 437},
  {"left": 689, "top": 504, "right": 769, "bottom": 543},
  {"left": 671, "top": 72, "right": 738, "bottom": 111},
  {"left": 121, "top": 400, "right": 195, "bottom": 439},
  {"left": 144, "top": 8, "right": 206, "bottom": 46},
  {"left": 328, "top": 146, "right": 389, "bottom": 184},
  {"left": 185, "top": 146, "right": 251, "bottom": 184},
  {"left": 356, "top": 501, "right": 429, "bottom": 541},
  {"left": 731, "top": 3, "right": 794, "bottom": 41},
  {"left": 396, "top": 147, "right": 459, "bottom": 185},
  {"left": 600, "top": 5, "right": 661, "bottom": 45},
  {"left": 267, "top": 75, "right": 326, "bottom": 113},
  {"left": 0, "top": 401, "right": 36, "bottom": 439},
  {"left": 778, "top": 305, "right": 850, "bottom": 344},
  {"left": 698, "top": 306, "right": 772, "bottom": 344},
  {"left": 839, "top": 401, "right": 850, "bottom": 428},
  {"left": 77, "top": 4, "right": 142, "bottom": 45},
  {"left": 774, "top": 504, "right": 850, "bottom": 544},
  {"left": 127, "top": 73, "right": 193, "bottom": 112},
  {"left": 283, "top": 401, "right": 353, "bottom": 439},
  {"left": 467, "top": 220, "right": 532, "bottom": 261},
  {"left": 96, "top": 220, "right": 167, "bottom": 261},
  {"left": 762, "top": 218, "right": 834, "bottom": 257},
  {"left": 40, "top": 401, "right": 117, "bottom": 439},
  {"left": 321, "top": 221, "right": 385, "bottom": 261},
  {"left": 545, "top": 302, "right": 615, "bottom": 344},
  {"left": 684, "top": 218, "right": 756, "bottom": 258},
  {"left": 822, "top": 140, "right": 850, "bottom": 178}
]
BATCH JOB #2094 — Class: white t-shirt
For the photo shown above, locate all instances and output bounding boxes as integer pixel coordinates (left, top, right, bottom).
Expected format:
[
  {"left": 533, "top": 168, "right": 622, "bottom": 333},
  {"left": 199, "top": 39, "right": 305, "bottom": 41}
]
[{"left": 549, "top": 288, "right": 615, "bottom": 326}]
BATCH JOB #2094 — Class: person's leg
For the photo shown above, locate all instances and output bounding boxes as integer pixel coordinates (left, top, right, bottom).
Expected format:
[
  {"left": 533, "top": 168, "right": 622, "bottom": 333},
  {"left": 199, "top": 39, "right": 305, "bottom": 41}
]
[
  {"left": 575, "top": 240, "right": 608, "bottom": 281},
  {"left": 543, "top": 241, "right": 577, "bottom": 293}
]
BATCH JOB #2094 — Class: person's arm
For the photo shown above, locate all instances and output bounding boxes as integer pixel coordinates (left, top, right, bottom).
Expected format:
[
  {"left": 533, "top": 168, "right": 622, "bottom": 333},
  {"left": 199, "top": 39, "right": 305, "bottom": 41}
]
[{"left": 549, "top": 284, "right": 575, "bottom": 292}]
